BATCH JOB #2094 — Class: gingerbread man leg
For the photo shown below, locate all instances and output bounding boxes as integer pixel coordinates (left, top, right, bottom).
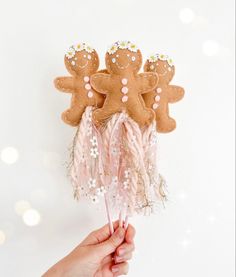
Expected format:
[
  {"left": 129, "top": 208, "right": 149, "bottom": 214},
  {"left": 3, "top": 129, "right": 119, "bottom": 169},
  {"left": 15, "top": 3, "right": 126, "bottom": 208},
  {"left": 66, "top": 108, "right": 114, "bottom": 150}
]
[
  {"left": 155, "top": 103, "right": 176, "bottom": 133},
  {"left": 127, "top": 98, "right": 155, "bottom": 126}
]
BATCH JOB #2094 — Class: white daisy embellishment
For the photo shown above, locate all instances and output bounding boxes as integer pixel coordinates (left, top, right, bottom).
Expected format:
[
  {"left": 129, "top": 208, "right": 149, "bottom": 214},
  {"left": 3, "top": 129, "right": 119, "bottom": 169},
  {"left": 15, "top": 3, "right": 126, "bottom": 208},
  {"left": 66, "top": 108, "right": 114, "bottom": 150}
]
[
  {"left": 159, "top": 54, "right": 168, "bottom": 61},
  {"left": 96, "top": 186, "right": 107, "bottom": 196},
  {"left": 112, "top": 176, "right": 118, "bottom": 185},
  {"left": 167, "top": 58, "right": 174, "bottom": 67},
  {"left": 90, "top": 136, "right": 98, "bottom": 146},
  {"left": 88, "top": 178, "right": 96, "bottom": 189},
  {"left": 90, "top": 147, "right": 99, "bottom": 158},
  {"left": 148, "top": 54, "right": 158, "bottom": 63},
  {"left": 85, "top": 44, "right": 94, "bottom": 53},
  {"left": 91, "top": 195, "right": 99, "bottom": 204},
  {"left": 74, "top": 43, "right": 84, "bottom": 52},
  {"left": 124, "top": 168, "right": 131, "bottom": 178},
  {"left": 66, "top": 47, "right": 75, "bottom": 59},
  {"left": 123, "top": 180, "right": 129, "bottom": 190},
  {"left": 128, "top": 43, "right": 138, "bottom": 52},
  {"left": 118, "top": 41, "right": 129, "bottom": 49},
  {"left": 108, "top": 44, "right": 118, "bottom": 55}
]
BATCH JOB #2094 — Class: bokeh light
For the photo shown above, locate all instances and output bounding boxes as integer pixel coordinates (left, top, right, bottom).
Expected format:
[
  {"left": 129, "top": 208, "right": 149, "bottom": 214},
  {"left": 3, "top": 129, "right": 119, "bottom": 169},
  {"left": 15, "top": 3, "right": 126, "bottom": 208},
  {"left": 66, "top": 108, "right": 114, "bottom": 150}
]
[
  {"left": 22, "top": 209, "right": 41, "bottom": 226},
  {"left": 0, "top": 230, "right": 6, "bottom": 245},
  {"left": 179, "top": 8, "right": 195, "bottom": 24},
  {"left": 14, "top": 200, "right": 31, "bottom": 216},
  {"left": 202, "top": 40, "right": 220, "bottom": 56},
  {"left": 1, "top": 147, "right": 19, "bottom": 164}
]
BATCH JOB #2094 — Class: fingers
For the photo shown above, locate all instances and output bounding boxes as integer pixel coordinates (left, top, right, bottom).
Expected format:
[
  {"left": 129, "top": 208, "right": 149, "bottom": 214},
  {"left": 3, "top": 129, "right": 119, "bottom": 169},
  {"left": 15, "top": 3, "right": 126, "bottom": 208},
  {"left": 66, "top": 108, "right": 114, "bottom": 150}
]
[
  {"left": 96, "top": 227, "right": 125, "bottom": 256},
  {"left": 114, "top": 242, "right": 135, "bottom": 264},
  {"left": 125, "top": 224, "right": 136, "bottom": 244},
  {"left": 112, "top": 262, "right": 129, "bottom": 276},
  {"left": 80, "top": 221, "right": 120, "bottom": 246}
]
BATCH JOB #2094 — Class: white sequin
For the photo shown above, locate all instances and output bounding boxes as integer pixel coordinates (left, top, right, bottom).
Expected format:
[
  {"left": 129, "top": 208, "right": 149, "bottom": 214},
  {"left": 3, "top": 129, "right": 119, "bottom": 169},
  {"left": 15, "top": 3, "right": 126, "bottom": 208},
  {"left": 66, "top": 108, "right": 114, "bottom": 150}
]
[
  {"left": 122, "top": 78, "right": 128, "bottom": 85},
  {"left": 122, "top": 95, "right": 128, "bottom": 102},
  {"left": 85, "top": 84, "right": 91, "bottom": 90},
  {"left": 84, "top": 76, "right": 90, "bottom": 82},
  {"left": 121, "top": 87, "right": 129, "bottom": 94},
  {"left": 153, "top": 103, "right": 159, "bottom": 110},
  {"left": 88, "top": 91, "right": 94, "bottom": 98}
]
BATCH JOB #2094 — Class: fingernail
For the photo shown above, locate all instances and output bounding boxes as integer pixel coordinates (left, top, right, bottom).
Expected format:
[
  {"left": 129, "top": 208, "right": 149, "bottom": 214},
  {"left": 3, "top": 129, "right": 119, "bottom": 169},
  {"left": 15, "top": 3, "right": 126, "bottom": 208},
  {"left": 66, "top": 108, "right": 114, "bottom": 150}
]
[
  {"left": 116, "top": 256, "right": 123, "bottom": 262},
  {"left": 118, "top": 248, "right": 125, "bottom": 256},
  {"left": 112, "top": 266, "right": 119, "bottom": 273}
]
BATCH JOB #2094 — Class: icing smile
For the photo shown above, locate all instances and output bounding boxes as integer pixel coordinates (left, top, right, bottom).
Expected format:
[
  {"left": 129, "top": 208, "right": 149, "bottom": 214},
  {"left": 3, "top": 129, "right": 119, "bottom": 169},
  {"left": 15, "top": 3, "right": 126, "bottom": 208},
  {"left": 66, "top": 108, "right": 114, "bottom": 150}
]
[
  {"left": 116, "top": 61, "right": 130, "bottom": 70},
  {"left": 78, "top": 60, "right": 88, "bottom": 68}
]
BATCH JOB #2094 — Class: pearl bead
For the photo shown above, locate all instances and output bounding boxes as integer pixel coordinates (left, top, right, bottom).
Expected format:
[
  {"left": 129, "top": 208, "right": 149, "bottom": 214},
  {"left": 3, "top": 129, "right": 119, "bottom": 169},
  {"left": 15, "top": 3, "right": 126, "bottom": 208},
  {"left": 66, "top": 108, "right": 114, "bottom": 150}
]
[
  {"left": 121, "top": 87, "right": 129, "bottom": 94},
  {"left": 152, "top": 103, "right": 159, "bottom": 110},
  {"left": 84, "top": 76, "right": 90, "bottom": 82},
  {"left": 122, "top": 95, "right": 128, "bottom": 102},
  {"left": 85, "top": 84, "right": 91, "bottom": 90},
  {"left": 122, "top": 78, "right": 128, "bottom": 85},
  {"left": 87, "top": 91, "right": 94, "bottom": 98}
]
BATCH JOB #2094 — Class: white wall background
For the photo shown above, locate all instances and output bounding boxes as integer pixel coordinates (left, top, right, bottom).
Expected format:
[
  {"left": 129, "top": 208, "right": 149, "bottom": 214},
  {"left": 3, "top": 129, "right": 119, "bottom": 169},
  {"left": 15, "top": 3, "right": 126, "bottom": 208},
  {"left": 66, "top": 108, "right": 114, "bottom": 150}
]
[{"left": 0, "top": 0, "right": 235, "bottom": 276}]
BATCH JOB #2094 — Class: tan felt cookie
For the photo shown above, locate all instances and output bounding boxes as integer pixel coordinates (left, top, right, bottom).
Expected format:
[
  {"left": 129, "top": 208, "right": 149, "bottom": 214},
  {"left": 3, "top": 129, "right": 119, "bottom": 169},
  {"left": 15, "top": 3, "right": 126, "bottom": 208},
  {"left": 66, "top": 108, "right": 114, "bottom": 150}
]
[
  {"left": 90, "top": 41, "right": 158, "bottom": 127},
  {"left": 143, "top": 54, "right": 185, "bottom": 133},
  {"left": 54, "top": 43, "right": 105, "bottom": 126}
]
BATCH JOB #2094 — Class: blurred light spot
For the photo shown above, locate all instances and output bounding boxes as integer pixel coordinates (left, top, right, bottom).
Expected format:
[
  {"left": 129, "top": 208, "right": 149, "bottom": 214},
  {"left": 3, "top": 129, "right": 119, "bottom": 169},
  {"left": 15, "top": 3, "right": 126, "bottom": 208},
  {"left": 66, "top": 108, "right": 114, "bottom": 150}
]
[
  {"left": 1, "top": 147, "right": 19, "bottom": 164},
  {"left": 202, "top": 40, "right": 220, "bottom": 56},
  {"left": 0, "top": 230, "right": 6, "bottom": 245},
  {"left": 180, "top": 238, "right": 191, "bottom": 248},
  {"left": 43, "top": 152, "right": 62, "bottom": 169},
  {"left": 15, "top": 200, "right": 31, "bottom": 216},
  {"left": 208, "top": 215, "right": 217, "bottom": 223},
  {"left": 179, "top": 8, "right": 195, "bottom": 24},
  {"left": 23, "top": 209, "right": 41, "bottom": 226}
]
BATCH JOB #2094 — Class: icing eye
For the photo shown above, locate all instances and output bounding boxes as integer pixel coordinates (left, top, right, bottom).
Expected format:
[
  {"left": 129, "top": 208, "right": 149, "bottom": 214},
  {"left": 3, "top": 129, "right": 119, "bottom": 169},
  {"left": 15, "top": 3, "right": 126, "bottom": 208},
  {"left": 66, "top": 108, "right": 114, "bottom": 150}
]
[
  {"left": 131, "top": 56, "right": 136, "bottom": 62},
  {"left": 84, "top": 55, "right": 86, "bottom": 58},
  {"left": 116, "top": 54, "right": 119, "bottom": 57},
  {"left": 127, "top": 54, "right": 130, "bottom": 57},
  {"left": 112, "top": 58, "right": 116, "bottom": 63},
  {"left": 150, "top": 65, "right": 154, "bottom": 70},
  {"left": 88, "top": 55, "right": 91, "bottom": 60},
  {"left": 164, "top": 64, "right": 167, "bottom": 68},
  {"left": 156, "top": 63, "right": 159, "bottom": 66},
  {"left": 74, "top": 57, "right": 77, "bottom": 60}
]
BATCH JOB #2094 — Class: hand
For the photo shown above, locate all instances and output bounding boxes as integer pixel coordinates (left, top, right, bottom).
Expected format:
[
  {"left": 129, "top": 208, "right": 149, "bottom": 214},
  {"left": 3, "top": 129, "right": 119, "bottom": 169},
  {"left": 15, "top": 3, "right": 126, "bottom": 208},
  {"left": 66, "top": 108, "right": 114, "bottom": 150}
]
[{"left": 43, "top": 221, "right": 135, "bottom": 277}]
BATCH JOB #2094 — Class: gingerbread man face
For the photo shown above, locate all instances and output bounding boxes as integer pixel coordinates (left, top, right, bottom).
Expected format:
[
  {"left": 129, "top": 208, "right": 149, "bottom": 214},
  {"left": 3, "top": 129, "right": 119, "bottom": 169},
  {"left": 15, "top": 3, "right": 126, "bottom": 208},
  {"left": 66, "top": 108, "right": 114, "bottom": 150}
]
[
  {"left": 90, "top": 41, "right": 158, "bottom": 127},
  {"left": 54, "top": 43, "right": 104, "bottom": 126},
  {"left": 143, "top": 54, "right": 185, "bottom": 133},
  {"left": 106, "top": 43, "right": 142, "bottom": 75},
  {"left": 64, "top": 43, "right": 99, "bottom": 76},
  {"left": 144, "top": 55, "right": 175, "bottom": 84}
]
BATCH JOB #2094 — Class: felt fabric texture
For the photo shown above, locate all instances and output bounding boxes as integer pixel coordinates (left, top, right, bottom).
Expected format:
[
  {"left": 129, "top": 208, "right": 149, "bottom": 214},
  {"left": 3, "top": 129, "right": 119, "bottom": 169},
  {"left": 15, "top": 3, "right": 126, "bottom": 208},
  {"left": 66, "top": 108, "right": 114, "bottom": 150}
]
[
  {"left": 143, "top": 59, "right": 185, "bottom": 133},
  {"left": 54, "top": 48, "right": 105, "bottom": 126},
  {"left": 90, "top": 48, "right": 158, "bottom": 127}
]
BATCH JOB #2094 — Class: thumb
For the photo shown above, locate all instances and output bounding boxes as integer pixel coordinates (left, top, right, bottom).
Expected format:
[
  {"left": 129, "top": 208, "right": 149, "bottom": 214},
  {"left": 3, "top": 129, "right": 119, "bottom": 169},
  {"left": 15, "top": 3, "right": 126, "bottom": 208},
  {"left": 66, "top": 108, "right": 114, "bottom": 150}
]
[{"left": 97, "top": 227, "right": 125, "bottom": 257}]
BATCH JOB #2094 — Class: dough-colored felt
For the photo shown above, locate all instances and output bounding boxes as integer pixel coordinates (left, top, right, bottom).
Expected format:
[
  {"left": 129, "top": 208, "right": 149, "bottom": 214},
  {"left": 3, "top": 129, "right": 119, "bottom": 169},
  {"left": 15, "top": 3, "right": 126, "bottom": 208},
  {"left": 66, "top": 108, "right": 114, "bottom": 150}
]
[
  {"left": 54, "top": 43, "right": 105, "bottom": 126},
  {"left": 90, "top": 41, "right": 158, "bottom": 127},
  {"left": 143, "top": 56, "right": 185, "bottom": 133}
]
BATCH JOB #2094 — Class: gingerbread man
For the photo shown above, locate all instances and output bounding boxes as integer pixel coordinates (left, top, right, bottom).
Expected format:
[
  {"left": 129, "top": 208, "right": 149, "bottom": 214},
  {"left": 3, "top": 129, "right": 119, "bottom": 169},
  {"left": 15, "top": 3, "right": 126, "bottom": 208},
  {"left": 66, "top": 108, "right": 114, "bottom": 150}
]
[
  {"left": 143, "top": 54, "right": 185, "bottom": 133},
  {"left": 90, "top": 41, "right": 158, "bottom": 127},
  {"left": 54, "top": 43, "right": 105, "bottom": 126}
]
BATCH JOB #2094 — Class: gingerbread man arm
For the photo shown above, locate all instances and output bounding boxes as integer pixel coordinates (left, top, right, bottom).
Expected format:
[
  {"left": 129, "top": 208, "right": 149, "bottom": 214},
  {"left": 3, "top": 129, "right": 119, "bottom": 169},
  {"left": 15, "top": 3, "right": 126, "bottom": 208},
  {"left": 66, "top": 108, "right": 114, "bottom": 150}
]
[
  {"left": 90, "top": 73, "right": 111, "bottom": 95},
  {"left": 167, "top": 85, "right": 185, "bottom": 103},
  {"left": 136, "top": 72, "right": 159, "bottom": 94},
  {"left": 54, "top": 77, "right": 75, "bottom": 93}
]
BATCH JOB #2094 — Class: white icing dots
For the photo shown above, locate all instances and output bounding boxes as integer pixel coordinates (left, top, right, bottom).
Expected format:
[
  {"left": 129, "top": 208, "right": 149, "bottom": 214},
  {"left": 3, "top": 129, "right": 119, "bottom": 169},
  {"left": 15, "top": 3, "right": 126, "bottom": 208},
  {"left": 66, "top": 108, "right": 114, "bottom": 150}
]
[
  {"left": 85, "top": 84, "right": 91, "bottom": 90},
  {"left": 155, "top": 95, "right": 161, "bottom": 102},
  {"left": 84, "top": 76, "right": 90, "bottom": 82},
  {"left": 156, "top": 88, "right": 162, "bottom": 93},
  {"left": 88, "top": 91, "right": 94, "bottom": 98},
  {"left": 122, "top": 95, "right": 128, "bottom": 102},
  {"left": 121, "top": 87, "right": 129, "bottom": 94},
  {"left": 152, "top": 103, "right": 159, "bottom": 110},
  {"left": 122, "top": 78, "right": 128, "bottom": 85}
]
